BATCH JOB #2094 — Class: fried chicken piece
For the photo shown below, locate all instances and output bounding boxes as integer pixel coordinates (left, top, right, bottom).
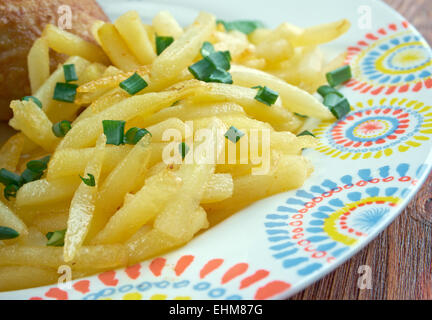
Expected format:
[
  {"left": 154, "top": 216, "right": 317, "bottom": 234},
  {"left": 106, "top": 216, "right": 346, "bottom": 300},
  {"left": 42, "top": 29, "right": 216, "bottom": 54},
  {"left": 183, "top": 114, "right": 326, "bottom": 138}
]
[{"left": 0, "top": 0, "right": 109, "bottom": 120}]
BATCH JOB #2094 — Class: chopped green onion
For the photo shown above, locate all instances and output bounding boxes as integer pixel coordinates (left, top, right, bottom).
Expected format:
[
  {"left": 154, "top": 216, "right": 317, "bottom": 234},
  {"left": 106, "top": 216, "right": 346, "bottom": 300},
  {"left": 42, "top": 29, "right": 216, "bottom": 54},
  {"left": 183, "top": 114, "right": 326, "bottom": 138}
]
[
  {"left": 294, "top": 113, "right": 308, "bottom": 119},
  {"left": 251, "top": 85, "right": 263, "bottom": 90},
  {"left": 21, "top": 169, "right": 43, "bottom": 184},
  {"left": 46, "top": 229, "right": 66, "bottom": 247},
  {"left": 326, "top": 65, "right": 352, "bottom": 87},
  {"left": 156, "top": 36, "right": 174, "bottom": 55},
  {"left": 119, "top": 73, "right": 148, "bottom": 95},
  {"left": 297, "top": 130, "right": 315, "bottom": 137},
  {"left": 207, "top": 68, "right": 233, "bottom": 84},
  {"left": 80, "top": 173, "right": 96, "bottom": 187},
  {"left": 26, "top": 156, "right": 50, "bottom": 174},
  {"left": 224, "top": 126, "right": 245, "bottom": 143},
  {"left": 179, "top": 142, "right": 190, "bottom": 160},
  {"left": 53, "top": 82, "right": 78, "bottom": 103},
  {"left": 124, "top": 127, "right": 151, "bottom": 145},
  {"left": 317, "top": 85, "right": 344, "bottom": 98},
  {"left": 201, "top": 41, "right": 215, "bottom": 57},
  {"left": 4, "top": 184, "right": 19, "bottom": 201},
  {"left": 21, "top": 96, "right": 42, "bottom": 109},
  {"left": 188, "top": 59, "right": 214, "bottom": 81},
  {"left": 103, "top": 120, "right": 126, "bottom": 145},
  {"left": 0, "top": 168, "right": 22, "bottom": 188},
  {"left": 329, "top": 98, "right": 351, "bottom": 119},
  {"left": 206, "top": 51, "right": 231, "bottom": 71},
  {"left": 52, "top": 120, "right": 72, "bottom": 138},
  {"left": 171, "top": 100, "right": 180, "bottom": 107},
  {"left": 189, "top": 43, "right": 233, "bottom": 84},
  {"left": 254, "top": 86, "right": 279, "bottom": 106},
  {"left": 63, "top": 64, "right": 78, "bottom": 82},
  {"left": 216, "top": 19, "right": 265, "bottom": 34},
  {"left": 323, "top": 93, "right": 343, "bottom": 108},
  {"left": 0, "top": 226, "right": 19, "bottom": 240}
]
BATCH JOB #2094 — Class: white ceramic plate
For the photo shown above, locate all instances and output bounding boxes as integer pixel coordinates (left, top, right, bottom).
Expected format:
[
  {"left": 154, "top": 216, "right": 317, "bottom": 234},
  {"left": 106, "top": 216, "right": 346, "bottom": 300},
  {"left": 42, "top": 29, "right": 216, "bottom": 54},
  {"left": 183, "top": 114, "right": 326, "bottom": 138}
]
[{"left": 2, "top": 0, "right": 432, "bottom": 300}]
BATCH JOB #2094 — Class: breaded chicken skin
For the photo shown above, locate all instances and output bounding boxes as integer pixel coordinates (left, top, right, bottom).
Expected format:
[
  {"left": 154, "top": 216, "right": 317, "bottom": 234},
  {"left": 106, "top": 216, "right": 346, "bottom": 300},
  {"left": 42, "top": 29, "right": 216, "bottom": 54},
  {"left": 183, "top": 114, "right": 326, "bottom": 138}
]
[{"left": 0, "top": 0, "right": 109, "bottom": 120}]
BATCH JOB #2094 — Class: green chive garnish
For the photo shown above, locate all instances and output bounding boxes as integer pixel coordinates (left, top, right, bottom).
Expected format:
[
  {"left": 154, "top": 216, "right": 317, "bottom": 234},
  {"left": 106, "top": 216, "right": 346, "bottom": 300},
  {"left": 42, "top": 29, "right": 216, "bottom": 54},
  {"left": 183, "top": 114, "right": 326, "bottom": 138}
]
[
  {"left": 46, "top": 229, "right": 66, "bottom": 247},
  {"left": 119, "top": 73, "right": 148, "bottom": 95},
  {"left": 179, "top": 142, "right": 190, "bottom": 160},
  {"left": 216, "top": 20, "right": 265, "bottom": 34},
  {"left": 21, "top": 96, "right": 42, "bottom": 109},
  {"left": 0, "top": 169, "right": 22, "bottom": 188},
  {"left": 297, "top": 130, "right": 315, "bottom": 137},
  {"left": 52, "top": 120, "right": 72, "bottom": 138},
  {"left": 80, "top": 173, "right": 95, "bottom": 187},
  {"left": 124, "top": 127, "right": 151, "bottom": 145},
  {"left": 103, "top": 120, "right": 126, "bottom": 145},
  {"left": 329, "top": 98, "right": 351, "bottom": 119},
  {"left": 224, "top": 126, "right": 245, "bottom": 143},
  {"left": 326, "top": 65, "right": 352, "bottom": 87},
  {"left": 188, "top": 43, "right": 233, "bottom": 84},
  {"left": 26, "top": 156, "right": 50, "bottom": 174},
  {"left": 20, "top": 156, "right": 50, "bottom": 184},
  {"left": 201, "top": 41, "right": 215, "bottom": 57},
  {"left": 156, "top": 36, "right": 174, "bottom": 55},
  {"left": 0, "top": 226, "right": 19, "bottom": 240},
  {"left": 207, "top": 68, "right": 233, "bottom": 84},
  {"left": 53, "top": 82, "right": 78, "bottom": 103},
  {"left": 4, "top": 184, "right": 19, "bottom": 201},
  {"left": 317, "top": 85, "right": 344, "bottom": 98},
  {"left": 21, "top": 169, "right": 43, "bottom": 184},
  {"left": 206, "top": 51, "right": 231, "bottom": 71},
  {"left": 189, "top": 58, "right": 215, "bottom": 81},
  {"left": 63, "top": 64, "right": 78, "bottom": 82},
  {"left": 294, "top": 113, "right": 308, "bottom": 119},
  {"left": 254, "top": 86, "right": 279, "bottom": 106}
]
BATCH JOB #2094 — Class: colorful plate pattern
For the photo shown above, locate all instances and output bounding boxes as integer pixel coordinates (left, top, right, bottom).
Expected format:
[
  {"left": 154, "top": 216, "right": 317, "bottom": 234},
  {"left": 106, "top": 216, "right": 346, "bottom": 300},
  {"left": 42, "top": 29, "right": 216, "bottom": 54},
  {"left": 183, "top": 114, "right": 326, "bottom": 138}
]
[{"left": 2, "top": 0, "right": 432, "bottom": 300}]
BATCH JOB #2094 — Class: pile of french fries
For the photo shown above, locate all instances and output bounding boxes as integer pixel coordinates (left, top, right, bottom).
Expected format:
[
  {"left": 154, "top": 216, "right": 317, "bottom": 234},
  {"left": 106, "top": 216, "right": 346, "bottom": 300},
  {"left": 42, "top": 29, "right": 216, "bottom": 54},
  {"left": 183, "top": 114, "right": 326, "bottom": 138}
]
[{"left": 0, "top": 11, "right": 350, "bottom": 291}]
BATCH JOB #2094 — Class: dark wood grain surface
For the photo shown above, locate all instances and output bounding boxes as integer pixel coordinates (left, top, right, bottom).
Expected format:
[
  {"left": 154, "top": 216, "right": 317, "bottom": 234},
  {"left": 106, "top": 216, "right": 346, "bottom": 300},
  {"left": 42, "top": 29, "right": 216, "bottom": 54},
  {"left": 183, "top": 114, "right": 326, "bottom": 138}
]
[{"left": 290, "top": 0, "right": 432, "bottom": 300}]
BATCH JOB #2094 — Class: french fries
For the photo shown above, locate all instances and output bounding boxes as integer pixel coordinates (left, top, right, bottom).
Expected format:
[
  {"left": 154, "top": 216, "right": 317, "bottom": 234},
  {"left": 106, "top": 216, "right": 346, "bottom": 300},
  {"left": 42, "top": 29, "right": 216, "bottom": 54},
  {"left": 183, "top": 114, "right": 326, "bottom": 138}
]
[
  {"left": 64, "top": 135, "right": 106, "bottom": 262},
  {"left": 0, "top": 134, "right": 24, "bottom": 172},
  {"left": 42, "top": 24, "right": 109, "bottom": 64},
  {"left": 115, "top": 11, "right": 157, "bottom": 65},
  {"left": 0, "top": 10, "right": 352, "bottom": 291},
  {"left": 27, "top": 38, "right": 50, "bottom": 94},
  {"left": 47, "top": 145, "right": 132, "bottom": 180},
  {"left": 98, "top": 23, "right": 141, "bottom": 71},
  {"left": 230, "top": 65, "right": 334, "bottom": 119},
  {"left": 152, "top": 11, "right": 184, "bottom": 39},
  {"left": 9, "top": 100, "right": 59, "bottom": 152},
  {"left": 0, "top": 201, "right": 28, "bottom": 242},
  {"left": 16, "top": 177, "right": 80, "bottom": 208},
  {"left": 86, "top": 135, "right": 152, "bottom": 240},
  {"left": 149, "top": 12, "right": 216, "bottom": 90}
]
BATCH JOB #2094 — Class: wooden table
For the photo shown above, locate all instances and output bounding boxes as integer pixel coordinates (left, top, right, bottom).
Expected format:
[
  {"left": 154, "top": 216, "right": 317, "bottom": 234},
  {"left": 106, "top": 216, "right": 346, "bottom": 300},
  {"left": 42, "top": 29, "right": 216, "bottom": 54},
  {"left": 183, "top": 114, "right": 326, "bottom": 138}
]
[{"left": 291, "top": 0, "right": 432, "bottom": 300}]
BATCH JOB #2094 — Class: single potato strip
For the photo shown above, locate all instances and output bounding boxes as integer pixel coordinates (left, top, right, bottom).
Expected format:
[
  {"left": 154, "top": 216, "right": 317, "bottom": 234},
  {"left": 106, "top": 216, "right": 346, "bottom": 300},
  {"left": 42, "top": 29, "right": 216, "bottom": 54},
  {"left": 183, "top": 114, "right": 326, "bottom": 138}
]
[
  {"left": 64, "top": 135, "right": 106, "bottom": 262},
  {"left": 47, "top": 145, "right": 132, "bottom": 180},
  {"left": 0, "top": 201, "right": 28, "bottom": 241},
  {"left": 0, "top": 244, "right": 128, "bottom": 270},
  {"left": 42, "top": 24, "right": 109, "bottom": 65},
  {"left": 27, "top": 38, "right": 50, "bottom": 94},
  {"left": 0, "top": 134, "right": 25, "bottom": 171},
  {"left": 16, "top": 177, "right": 80, "bottom": 208},
  {"left": 9, "top": 100, "right": 59, "bottom": 152},
  {"left": 230, "top": 65, "right": 333, "bottom": 120}
]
